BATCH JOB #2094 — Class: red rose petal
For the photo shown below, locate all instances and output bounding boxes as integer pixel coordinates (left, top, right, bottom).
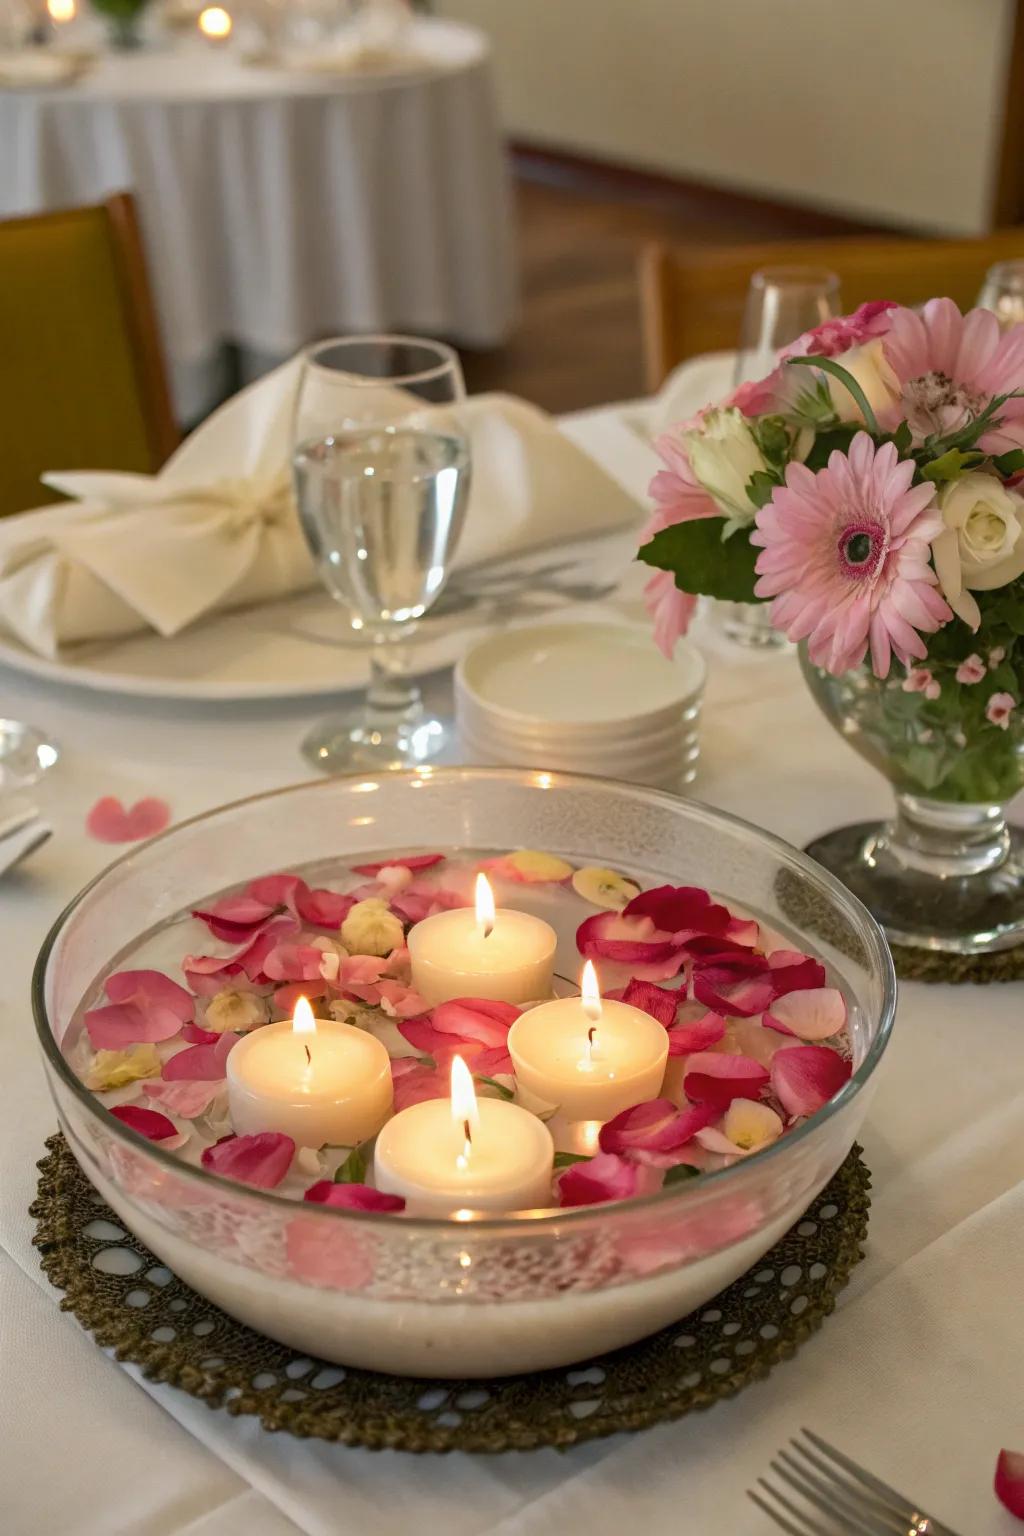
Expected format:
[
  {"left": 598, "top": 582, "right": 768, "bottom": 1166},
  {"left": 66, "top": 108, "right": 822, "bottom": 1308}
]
[
  {"left": 109, "top": 1104, "right": 179, "bottom": 1141},
  {"left": 201, "top": 1132, "right": 295, "bottom": 1188},
  {"left": 390, "top": 1056, "right": 451, "bottom": 1111},
  {"left": 624, "top": 884, "right": 732, "bottom": 939},
  {"left": 351, "top": 853, "right": 445, "bottom": 877},
  {"left": 557, "top": 1152, "right": 654, "bottom": 1208},
  {"left": 665, "top": 1010, "right": 727, "bottom": 1055},
  {"left": 770, "top": 1044, "right": 852, "bottom": 1118},
  {"left": 614, "top": 978, "right": 683, "bottom": 1029},
  {"left": 599, "top": 1098, "right": 717, "bottom": 1155},
  {"left": 303, "top": 1180, "right": 406, "bottom": 1213},
  {"left": 683, "top": 1052, "right": 770, "bottom": 1110},
  {"left": 86, "top": 796, "right": 171, "bottom": 844},
  {"left": 996, "top": 1449, "right": 1024, "bottom": 1519},
  {"left": 181, "top": 1020, "right": 220, "bottom": 1045}
]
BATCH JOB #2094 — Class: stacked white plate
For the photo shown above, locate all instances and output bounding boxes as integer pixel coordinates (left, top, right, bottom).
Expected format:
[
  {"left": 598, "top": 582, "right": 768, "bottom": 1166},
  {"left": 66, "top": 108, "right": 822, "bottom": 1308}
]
[{"left": 455, "top": 621, "right": 706, "bottom": 789}]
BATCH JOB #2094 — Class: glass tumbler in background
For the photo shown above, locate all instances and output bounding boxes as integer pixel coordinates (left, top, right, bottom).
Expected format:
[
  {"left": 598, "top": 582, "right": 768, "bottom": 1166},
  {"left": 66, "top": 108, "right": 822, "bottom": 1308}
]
[
  {"left": 722, "top": 266, "right": 842, "bottom": 650},
  {"left": 292, "top": 335, "right": 471, "bottom": 773},
  {"left": 977, "top": 259, "right": 1024, "bottom": 329}
]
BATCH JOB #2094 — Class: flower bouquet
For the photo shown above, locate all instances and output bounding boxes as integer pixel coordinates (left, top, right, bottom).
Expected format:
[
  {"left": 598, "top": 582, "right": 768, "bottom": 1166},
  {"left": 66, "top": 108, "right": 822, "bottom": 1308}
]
[{"left": 639, "top": 298, "right": 1024, "bottom": 954}]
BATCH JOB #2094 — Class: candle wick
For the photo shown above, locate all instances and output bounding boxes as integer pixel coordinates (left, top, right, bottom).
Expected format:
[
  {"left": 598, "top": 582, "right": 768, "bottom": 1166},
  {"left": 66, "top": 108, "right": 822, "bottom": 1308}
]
[
  {"left": 461, "top": 1118, "right": 473, "bottom": 1164},
  {"left": 463, "top": 1118, "right": 472, "bottom": 1146},
  {"left": 587, "top": 1027, "right": 597, "bottom": 1047},
  {"left": 480, "top": 918, "right": 494, "bottom": 940},
  {"left": 303, "top": 1044, "right": 311, "bottom": 1067}
]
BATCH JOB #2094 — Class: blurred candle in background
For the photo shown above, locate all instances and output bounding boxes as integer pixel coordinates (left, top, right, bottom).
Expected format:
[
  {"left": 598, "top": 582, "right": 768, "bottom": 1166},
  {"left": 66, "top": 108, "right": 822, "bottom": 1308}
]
[
  {"left": 198, "top": 4, "right": 231, "bottom": 39},
  {"left": 46, "top": 0, "right": 77, "bottom": 23}
]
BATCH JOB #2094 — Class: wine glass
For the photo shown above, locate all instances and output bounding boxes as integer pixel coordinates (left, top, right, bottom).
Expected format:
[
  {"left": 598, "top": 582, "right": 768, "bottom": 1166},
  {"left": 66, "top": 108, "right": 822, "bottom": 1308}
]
[
  {"left": 977, "top": 259, "right": 1024, "bottom": 329},
  {"left": 292, "top": 335, "right": 471, "bottom": 774},
  {"left": 724, "top": 266, "right": 841, "bottom": 649}
]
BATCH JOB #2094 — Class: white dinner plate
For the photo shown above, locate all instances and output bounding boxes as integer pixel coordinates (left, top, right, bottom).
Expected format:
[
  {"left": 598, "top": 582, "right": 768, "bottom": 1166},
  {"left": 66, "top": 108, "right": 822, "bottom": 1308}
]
[{"left": 0, "top": 588, "right": 495, "bottom": 704}]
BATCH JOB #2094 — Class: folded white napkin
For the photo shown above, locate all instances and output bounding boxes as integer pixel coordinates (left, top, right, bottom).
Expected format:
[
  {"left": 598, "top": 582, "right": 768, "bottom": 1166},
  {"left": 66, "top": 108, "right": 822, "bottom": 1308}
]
[
  {"left": 648, "top": 349, "right": 737, "bottom": 437},
  {"left": 0, "top": 361, "right": 642, "bottom": 659},
  {"left": 0, "top": 49, "right": 90, "bottom": 88}
]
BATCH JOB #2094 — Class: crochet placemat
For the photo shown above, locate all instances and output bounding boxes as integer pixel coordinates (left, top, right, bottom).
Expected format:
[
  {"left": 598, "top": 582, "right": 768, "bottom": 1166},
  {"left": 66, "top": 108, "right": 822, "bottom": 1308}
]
[{"left": 32, "top": 1133, "right": 871, "bottom": 1454}]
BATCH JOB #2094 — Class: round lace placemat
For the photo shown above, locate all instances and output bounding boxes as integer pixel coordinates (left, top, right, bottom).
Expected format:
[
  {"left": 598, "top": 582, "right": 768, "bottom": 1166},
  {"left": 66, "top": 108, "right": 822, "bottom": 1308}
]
[{"left": 32, "top": 1133, "right": 871, "bottom": 1453}]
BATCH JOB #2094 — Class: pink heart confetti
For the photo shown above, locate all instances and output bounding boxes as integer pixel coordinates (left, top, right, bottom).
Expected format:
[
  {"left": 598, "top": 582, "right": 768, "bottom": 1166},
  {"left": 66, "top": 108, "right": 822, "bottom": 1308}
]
[{"left": 86, "top": 796, "right": 171, "bottom": 844}]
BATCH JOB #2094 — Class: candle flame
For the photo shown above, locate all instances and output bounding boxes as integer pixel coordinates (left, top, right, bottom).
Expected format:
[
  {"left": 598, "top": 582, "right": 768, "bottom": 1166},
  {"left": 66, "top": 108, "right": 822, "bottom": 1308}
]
[
  {"left": 46, "top": 0, "right": 76, "bottom": 21},
  {"left": 292, "top": 996, "right": 317, "bottom": 1036},
  {"left": 581, "top": 960, "right": 602, "bottom": 1022},
  {"left": 474, "top": 872, "right": 495, "bottom": 939},
  {"left": 450, "top": 1054, "right": 479, "bottom": 1167},
  {"left": 198, "top": 4, "right": 232, "bottom": 37}
]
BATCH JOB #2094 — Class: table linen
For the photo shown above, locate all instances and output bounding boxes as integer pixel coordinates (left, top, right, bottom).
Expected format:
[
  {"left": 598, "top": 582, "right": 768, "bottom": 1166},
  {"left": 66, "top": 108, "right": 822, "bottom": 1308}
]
[
  {"left": 0, "top": 19, "right": 515, "bottom": 422},
  {"left": 1, "top": 394, "right": 1021, "bottom": 1534}
]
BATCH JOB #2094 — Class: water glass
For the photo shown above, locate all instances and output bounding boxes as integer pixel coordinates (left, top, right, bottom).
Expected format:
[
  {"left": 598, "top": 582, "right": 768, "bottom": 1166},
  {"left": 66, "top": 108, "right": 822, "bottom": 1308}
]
[
  {"left": 292, "top": 334, "right": 471, "bottom": 773},
  {"left": 977, "top": 259, "right": 1024, "bottom": 329}
]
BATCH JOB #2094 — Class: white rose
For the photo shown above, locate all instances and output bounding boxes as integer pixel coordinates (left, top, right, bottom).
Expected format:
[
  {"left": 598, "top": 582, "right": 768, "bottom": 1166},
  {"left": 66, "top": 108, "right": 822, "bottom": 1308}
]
[
  {"left": 682, "top": 407, "right": 767, "bottom": 525},
  {"left": 203, "top": 989, "right": 270, "bottom": 1034},
  {"left": 823, "top": 339, "right": 901, "bottom": 426},
  {"left": 933, "top": 472, "right": 1024, "bottom": 629}
]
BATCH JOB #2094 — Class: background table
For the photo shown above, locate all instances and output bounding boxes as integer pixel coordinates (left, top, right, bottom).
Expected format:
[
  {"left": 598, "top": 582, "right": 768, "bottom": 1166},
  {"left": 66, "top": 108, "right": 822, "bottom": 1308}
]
[
  {"left": 0, "top": 18, "right": 516, "bottom": 421},
  {"left": 1, "top": 401, "right": 1021, "bottom": 1534}
]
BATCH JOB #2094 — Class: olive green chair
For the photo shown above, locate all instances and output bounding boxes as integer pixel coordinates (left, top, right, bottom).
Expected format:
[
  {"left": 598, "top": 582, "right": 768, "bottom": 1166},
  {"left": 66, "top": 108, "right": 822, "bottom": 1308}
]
[{"left": 0, "top": 193, "right": 179, "bottom": 517}]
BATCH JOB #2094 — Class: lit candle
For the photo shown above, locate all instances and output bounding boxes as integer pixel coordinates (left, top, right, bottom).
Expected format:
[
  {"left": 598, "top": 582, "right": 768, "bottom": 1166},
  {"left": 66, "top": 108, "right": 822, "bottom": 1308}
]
[
  {"left": 198, "top": 5, "right": 232, "bottom": 39},
  {"left": 373, "top": 1055, "right": 555, "bottom": 1216},
  {"left": 46, "top": 0, "right": 76, "bottom": 22},
  {"left": 225, "top": 997, "right": 393, "bottom": 1147},
  {"left": 407, "top": 874, "right": 557, "bottom": 1006},
  {"left": 508, "top": 961, "right": 669, "bottom": 1119}
]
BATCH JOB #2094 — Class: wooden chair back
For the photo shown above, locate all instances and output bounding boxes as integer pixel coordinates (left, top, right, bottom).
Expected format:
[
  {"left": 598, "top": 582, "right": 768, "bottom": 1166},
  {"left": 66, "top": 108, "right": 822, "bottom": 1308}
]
[
  {"left": 0, "top": 193, "right": 179, "bottom": 517},
  {"left": 640, "top": 231, "right": 1024, "bottom": 392}
]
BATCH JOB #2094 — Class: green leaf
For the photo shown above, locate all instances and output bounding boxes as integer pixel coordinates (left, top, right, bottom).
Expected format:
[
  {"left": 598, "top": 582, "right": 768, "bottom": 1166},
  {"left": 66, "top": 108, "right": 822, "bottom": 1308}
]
[
  {"left": 802, "top": 423, "right": 858, "bottom": 472},
  {"left": 890, "top": 420, "right": 913, "bottom": 454},
  {"left": 638, "top": 517, "right": 760, "bottom": 603},
  {"left": 920, "top": 448, "right": 985, "bottom": 483},
  {"left": 745, "top": 470, "right": 781, "bottom": 510},
  {"left": 994, "top": 449, "right": 1024, "bottom": 477},
  {"left": 786, "top": 355, "right": 880, "bottom": 436},
  {"left": 664, "top": 1163, "right": 700, "bottom": 1185},
  {"left": 333, "top": 1145, "right": 367, "bottom": 1184},
  {"left": 474, "top": 1074, "right": 515, "bottom": 1102},
  {"left": 753, "top": 414, "right": 791, "bottom": 467},
  {"left": 553, "top": 1151, "right": 591, "bottom": 1169}
]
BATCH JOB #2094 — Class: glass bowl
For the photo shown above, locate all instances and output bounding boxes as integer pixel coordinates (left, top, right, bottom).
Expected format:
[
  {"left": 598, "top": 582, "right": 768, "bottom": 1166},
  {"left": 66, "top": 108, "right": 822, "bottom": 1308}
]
[{"left": 33, "top": 768, "right": 895, "bottom": 1378}]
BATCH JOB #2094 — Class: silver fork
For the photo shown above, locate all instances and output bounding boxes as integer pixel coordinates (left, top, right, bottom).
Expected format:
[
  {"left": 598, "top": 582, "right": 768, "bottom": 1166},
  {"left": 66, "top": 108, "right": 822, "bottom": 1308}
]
[{"left": 749, "top": 1429, "right": 962, "bottom": 1536}]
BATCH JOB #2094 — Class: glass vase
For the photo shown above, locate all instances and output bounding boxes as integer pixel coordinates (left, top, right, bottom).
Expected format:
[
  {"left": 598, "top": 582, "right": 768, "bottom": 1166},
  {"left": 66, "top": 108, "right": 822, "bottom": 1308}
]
[{"left": 800, "top": 646, "right": 1024, "bottom": 954}]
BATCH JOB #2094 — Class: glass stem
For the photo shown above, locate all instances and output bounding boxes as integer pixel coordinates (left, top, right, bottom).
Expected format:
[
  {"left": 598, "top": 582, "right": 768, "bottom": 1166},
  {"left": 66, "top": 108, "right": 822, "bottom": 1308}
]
[
  {"left": 364, "top": 645, "right": 422, "bottom": 725},
  {"left": 881, "top": 792, "right": 1011, "bottom": 879}
]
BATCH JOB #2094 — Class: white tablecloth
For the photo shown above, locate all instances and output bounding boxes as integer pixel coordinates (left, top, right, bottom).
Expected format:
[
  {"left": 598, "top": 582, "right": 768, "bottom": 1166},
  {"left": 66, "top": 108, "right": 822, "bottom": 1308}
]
[
  {"left": 2, "top": 402, "right": 1022, "bottom": 1534},
  {"left": 0, "top": 19, "right": 515, "bottom": 421}
]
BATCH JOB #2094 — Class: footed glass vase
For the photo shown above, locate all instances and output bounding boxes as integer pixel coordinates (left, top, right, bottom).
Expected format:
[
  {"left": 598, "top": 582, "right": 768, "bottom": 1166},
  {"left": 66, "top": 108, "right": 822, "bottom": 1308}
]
[{"left": 800, "top": 645, "right": 1024, "bottom": 954}]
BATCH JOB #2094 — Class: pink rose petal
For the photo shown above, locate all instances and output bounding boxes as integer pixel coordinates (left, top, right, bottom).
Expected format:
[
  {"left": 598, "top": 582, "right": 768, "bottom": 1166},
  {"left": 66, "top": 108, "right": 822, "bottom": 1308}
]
[
  {"left": 372, "top": 979, "right": 428, "bottom": 1020},
  {"left": 262, "top": 942, "right": 329, "bottom": 983},
  {"left": 390, "top": 885, "right": 467, "bottom": 925},
  {"left": 181, "top": 1020, "right": 220, "bottom": 1044},
  {"left": 770, "top": 1044, "right": 851, "bottom": 1118},
  {"left": 106, "top": 970, "right": 194, "bottom": 1019},
  {"left": 85, "top": 1002, "right": 186, "bottom": 1050},
  {"left": 192, "top": 895, "right": 278, "bottom": 942},
  {"left": 143, "top": 1078, "right": 225, "bottom": 1118},
  {"left": 764, "top": 987, "right": 847, "bottom": 1040},
  {"left": 767, "top": 956, "right": 828, "bottom": 996},
  {"left": 599, "top": 1098, "right": 718, "bottom": 1155},
  {"left": 351, "top": 853, "right": 445, "bottom": 877},
  {"left": 86, "top": 796, "right": 171, "bottom": 844},
  {"left": 273, "top": 981, "right": 328, "bottom": 1012},
  {"left": 683, "top": 1052, "right": 770, "bottom": 1110},
  {"left": 557, "top": 1151, "right": 657, "bottom": 1208},
  {"left": 109, "top": 1104, "right": 179, "bottom": 1141},
  {"left": 162, "top": 1033, "right": 238, "bottom": 1081},
  {"left": 665, "top": 1010, "right": 727, "bottom": 1055},
  {"left": 183, "top": 916, "right": 298, "bottom": 995},
  {"left": 996, "top": 1449, "right": 1024, "bottom": 1519},
  {"left": 294, "top": 885, "right": 353, "bottom": 929},
  {"left": 390, "top": 1056, "right": 451, "bottom": 1111},
  {"left": 201, "top": 1132, "right": 295, "bottom": 1189},
  {"left": 303, "top": 1180, "right": 406, "bottom": 1213},
  {"left": 576, "top": 911, "right": 685, "bottom": 981},
  {"left": 247, "top": 872, "right": 304, "bottom": 908},
  {"left": 340, "top": 954, "right": 389, "bottom": 987}
]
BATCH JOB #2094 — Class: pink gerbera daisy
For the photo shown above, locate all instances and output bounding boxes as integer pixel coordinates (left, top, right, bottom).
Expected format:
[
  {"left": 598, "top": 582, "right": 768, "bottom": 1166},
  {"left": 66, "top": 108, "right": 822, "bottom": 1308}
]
[
  {"left": 648, "top": 430, "right": 720, "bottom": 529},
  {"left": 882, "top": 297, "right": 1024, "bottom": 450},
  {"left": 752, "top": 433, "right": 951, "bottom": 676}
]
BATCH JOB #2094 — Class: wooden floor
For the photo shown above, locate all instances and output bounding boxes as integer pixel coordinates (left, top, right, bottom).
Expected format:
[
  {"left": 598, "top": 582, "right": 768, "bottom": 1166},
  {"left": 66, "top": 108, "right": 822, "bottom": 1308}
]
[{"left": 460, "top": 154, "right": 882, "bottom": 414}]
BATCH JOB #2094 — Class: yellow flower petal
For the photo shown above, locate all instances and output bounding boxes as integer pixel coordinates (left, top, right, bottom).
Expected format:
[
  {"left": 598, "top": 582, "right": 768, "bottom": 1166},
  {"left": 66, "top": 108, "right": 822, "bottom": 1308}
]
[
  {"left": 85, "top": 1043, "right": 162, "bottom": 1092},
  {"left": 505, "top": 849, "right": 575, "bottom": 882}
]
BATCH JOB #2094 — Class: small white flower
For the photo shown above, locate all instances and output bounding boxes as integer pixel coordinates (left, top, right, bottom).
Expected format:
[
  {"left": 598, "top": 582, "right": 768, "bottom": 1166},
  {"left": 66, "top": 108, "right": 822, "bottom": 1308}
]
[
  {"left": 203, "top": 989, "right": 270, "bottom": 1034},
  {"left": 340, "top": 898, "right": 405, "bottom": 957},
  {"left": 682, "top": 407, "right": 768, "bottom": 525}
]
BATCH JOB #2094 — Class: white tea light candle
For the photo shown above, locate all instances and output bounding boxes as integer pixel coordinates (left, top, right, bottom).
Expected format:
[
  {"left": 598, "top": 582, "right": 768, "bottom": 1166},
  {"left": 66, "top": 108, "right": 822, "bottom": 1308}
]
[
  {"left": 407, "top": 873, "right": 556, "bottom": 1005},
  {"left": 373, "top": 1055, "right": 555, "bottom": 1215},
  {"left": 508, "top": 961, "right": 669, "bottom": 1119},
  {"left": 225, "top": 997, "right": 393, "bottom": 1147}
]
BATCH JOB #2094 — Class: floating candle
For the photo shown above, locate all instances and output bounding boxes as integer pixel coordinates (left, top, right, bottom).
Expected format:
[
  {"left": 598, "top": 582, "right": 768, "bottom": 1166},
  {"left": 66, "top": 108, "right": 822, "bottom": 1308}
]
[
  {"left": 225, "top": 997, "right": 393, "bottom": 1148},
  {"left": 407, "top": 873, "right": 557, "bottom": 1006},
  {"left": 507, "top": 961, "right": 669, "bottom": 1119},
  {"left": 373, "top": 1055, "right": 555, "bottom": 1215}
]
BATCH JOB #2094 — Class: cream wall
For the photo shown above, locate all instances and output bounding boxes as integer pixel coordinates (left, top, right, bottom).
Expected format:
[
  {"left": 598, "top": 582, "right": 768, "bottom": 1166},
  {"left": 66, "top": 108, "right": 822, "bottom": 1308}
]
[{"left": 435, "top": 0, "right": 1017, "bottom": 235}]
